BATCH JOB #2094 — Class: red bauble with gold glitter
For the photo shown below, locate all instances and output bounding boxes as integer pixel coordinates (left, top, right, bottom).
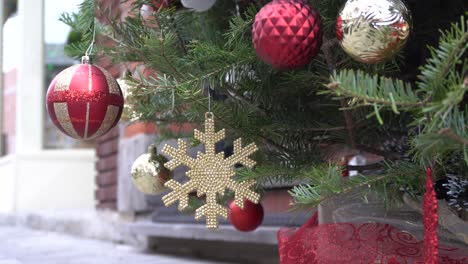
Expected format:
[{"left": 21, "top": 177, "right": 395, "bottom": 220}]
[
  {"left": 46, "top": 58, "right": 124, "bottom": 140},
  {"left": 229, "top": 200, "right": 264, "bottom": 232},
  {"left": 252, "top": 0, "right": 322, "bottom": 69}
]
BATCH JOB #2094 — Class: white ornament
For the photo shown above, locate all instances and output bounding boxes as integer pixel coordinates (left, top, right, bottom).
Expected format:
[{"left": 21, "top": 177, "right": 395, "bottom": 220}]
[
  {"left": 347, "top": 154, "right": 368, "bottom": 177},
  {"left": 140, "top": 5, "right": 153, "bottom": 20},
  {"left": 181, "top": 0, "right": 216, "bottom": 12}
]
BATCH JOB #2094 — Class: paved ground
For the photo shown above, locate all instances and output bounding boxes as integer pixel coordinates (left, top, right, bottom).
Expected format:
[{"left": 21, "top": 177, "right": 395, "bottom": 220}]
[{"left": 0, "top": 226, "right": 223, "bottom": 264}]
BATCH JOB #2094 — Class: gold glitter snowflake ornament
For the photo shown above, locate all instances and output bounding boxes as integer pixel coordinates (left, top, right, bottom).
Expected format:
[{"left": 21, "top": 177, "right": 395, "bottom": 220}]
[{"left": 161, "top": 112, "right": 260, "bottom": 229}]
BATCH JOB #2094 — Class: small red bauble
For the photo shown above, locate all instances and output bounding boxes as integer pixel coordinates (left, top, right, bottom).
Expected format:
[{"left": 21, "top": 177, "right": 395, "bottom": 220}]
[
  {"left": 153, "top": 0, "right": 170, "bottom": 9},
  {"left": 229, "top": 200, "right": 264, "bottom": 232},
  {"left": 252, "top": 0, "right": 322, "bottom": 69},
  {"left": 336, "top": 15, "right": 344, "bottom": 41},
  {"left": 46, "top": 60, "right": 124, "bottom": 140}
]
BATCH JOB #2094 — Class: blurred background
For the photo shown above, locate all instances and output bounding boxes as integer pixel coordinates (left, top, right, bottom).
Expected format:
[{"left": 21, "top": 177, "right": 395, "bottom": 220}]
[{"left": 0, "top": 0, "right": 96, "bottom": 213}]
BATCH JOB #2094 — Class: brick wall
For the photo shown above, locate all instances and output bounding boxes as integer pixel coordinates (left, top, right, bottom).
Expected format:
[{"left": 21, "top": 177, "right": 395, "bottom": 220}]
[
  {"left": 93, "top": 53, "right": 121, "bottom": 210},
  {"left": 95, "top": 127, "right": 119, "bottom": 209},
  {"left": 93, "top": 0, "right": 130, "bottom": 210}
]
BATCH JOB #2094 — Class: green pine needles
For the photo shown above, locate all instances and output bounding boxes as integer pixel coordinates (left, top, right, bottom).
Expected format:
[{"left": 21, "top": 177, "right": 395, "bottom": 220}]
[
  {"left": 64, "top": 1, "right": 467, "bottom": 211},
  {"left": 325, "top": 16, "right": 467, "bottom": 167}
]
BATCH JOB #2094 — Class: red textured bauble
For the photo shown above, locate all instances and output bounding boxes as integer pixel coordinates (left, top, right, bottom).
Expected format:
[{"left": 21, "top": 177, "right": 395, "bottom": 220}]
[
  {"left": 252, "top": 0, "right": 322, "bottom": 69},
  {"left": 46, "top": 61, "right": 124, "bottom": 140},
  {"left": 229, "top": 200, "right": 264, "bottom": 232}
]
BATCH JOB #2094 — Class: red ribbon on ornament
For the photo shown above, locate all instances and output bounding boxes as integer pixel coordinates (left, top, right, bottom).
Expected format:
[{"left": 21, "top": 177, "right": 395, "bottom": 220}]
[{"left": 277, "top": 168, "right": 468, "bottom": 264}]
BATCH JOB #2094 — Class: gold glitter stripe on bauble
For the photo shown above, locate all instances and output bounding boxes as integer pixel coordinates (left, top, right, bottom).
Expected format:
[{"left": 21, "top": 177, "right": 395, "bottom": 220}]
[
  {"left": 87, "top": 105, "right": 120, "bottom": 139},
  {"left": 54, "top": 65, "right": 80, "bottom": 91},
  {"left": 84, "top": 63, "right": 93, "bottom": 138},
  {"left": 95, "top": 65, "right": 121, "bottom": 95},
  {"left": 53, "top": 102, "right": 81, "bottom": 139},
  {"left": 84, "top": 103, "right": 91, "bottom": 138}
]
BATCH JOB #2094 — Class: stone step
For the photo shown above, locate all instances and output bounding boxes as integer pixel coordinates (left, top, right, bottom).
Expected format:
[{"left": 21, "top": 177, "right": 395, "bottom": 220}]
[
  {"left": 128, "top": 221, "right": 280, "bottom": 264},
  {"left": 0, "top": 226, "right": 227, "bottom": 264},
  {"left": 0, "top": 260, "right": 22, "bottom": 264},
  {"left": 128, "top": 221, "right": 279, "bottom": 245}
]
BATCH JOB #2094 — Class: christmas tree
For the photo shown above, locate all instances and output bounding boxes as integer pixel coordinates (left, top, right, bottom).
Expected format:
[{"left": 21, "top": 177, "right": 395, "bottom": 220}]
[{"left": 60, "top": 0, "right": 467, "bottom": 260}]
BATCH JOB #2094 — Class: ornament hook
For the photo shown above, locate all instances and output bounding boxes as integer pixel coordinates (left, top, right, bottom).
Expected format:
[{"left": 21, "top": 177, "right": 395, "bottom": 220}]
[
  {"left": 207, "top": 85, "right": 211, "bottom": 112},
  {"left": 148, "top": 144, "right": 158, "bottom": 159},
  {"left": 84, "top": 18, "right": 97, "bottom": 58},
  {"left": 205, "top": 112, "right": 214, "bottom": 120},
  {"left": 171, "top": 87, "right": 175, "bottom": 112},
  {"left": 202, "top": 82, "right": 212, "bottom": 112},
  {"left": 81, "top": 55, "right": 91, "bottom": 64}
]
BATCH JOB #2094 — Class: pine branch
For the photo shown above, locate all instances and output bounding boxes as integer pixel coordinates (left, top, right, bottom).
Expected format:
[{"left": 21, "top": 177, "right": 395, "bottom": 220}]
[
  {"left": 290, "top": 162, "right": 426, "bottom": 208},
  {"left": 274, "top": 126, "right": 346, "bottom": 132},
  {"left": 321, "top": 36, "right": 357, "bottom": 148},
  {"left": 224, "top": 5, "right": 257, "bottom": 48},
  {"left": 422, "top": 62, "right": 467, "bottom": 122},
  {"left": 289, "top": 164, "right": 385, "bottom": 208},
  {"left": 412, "top": 108, "right": 468, "bottom": 166},
  {"left": 59, "top": 0, "right": 94, "bottom": 32},
  {"left": 324, "top": 70, "right": 425, "bottom": 112},
  {"left": 128, "top": 57, "right": 253, "bottom": 93},
  {"left": 236, "top": 165, "right": 297, "bottom": 184},
  {"left": 418, "top": 16, "right": 468, "bottom": 98},
  {"left": 159, "top": 31, "right": 185, "bottom": 79},
  {"left": 438, "top": 128, "right": 468, "bottom": 145},
  {"left": 60, "top": 0, "right": 96, "bottom": 58},
  {"left": 340, "top": 99, "right": 357, "bottom": 148}
]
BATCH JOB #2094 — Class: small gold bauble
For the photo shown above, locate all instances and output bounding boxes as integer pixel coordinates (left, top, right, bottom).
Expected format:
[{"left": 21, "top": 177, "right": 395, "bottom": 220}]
[
  {"left": 131, "top": 145, "right": 171, "bottom": 195},
  {"left": 336, "top": 0, "right": 412, "bottom": 64}
]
